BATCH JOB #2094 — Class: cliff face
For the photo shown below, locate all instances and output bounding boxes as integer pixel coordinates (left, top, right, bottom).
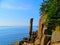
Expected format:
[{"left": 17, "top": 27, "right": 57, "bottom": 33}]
[
  {"left": 13, "top": 14, "right": 48, "bottom": 45},
  {"left": 34, "top": 14, "right": 48, "bottom": 45},
  {"left": 38, "top": 14, "right": 47, "bottom": 39},
  {"left": 35, "top": 14, "right": 60, "bottom": 45},
  {"left": 13, "top": 13, "right": 60, "bottom": 45}
]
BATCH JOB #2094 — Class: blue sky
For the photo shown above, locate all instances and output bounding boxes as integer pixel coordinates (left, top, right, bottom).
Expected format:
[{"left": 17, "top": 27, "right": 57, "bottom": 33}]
[{"left": 0, "top": 0, "right": 43, "bottom": 26}]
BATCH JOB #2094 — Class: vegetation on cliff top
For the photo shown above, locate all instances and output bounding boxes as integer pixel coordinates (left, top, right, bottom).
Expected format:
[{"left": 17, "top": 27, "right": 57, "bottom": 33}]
[{"left": 40, "top": 0, "right": 60, "bottom": 30}]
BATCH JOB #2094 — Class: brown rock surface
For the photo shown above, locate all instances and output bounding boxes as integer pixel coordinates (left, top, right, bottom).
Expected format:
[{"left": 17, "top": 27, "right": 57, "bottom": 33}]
[
  {"left": 37, "top": 14, "right": 47, "bottom": 45},
  {"left": 13, "top": 42, "right": 20, "bottom": 45},
  {"left": 34, "top": 38, "right": 40, "bottom": 45},
  {"left": 51, "top": 31, "right": 60, "bottom": 43},
  {"left": 38, "top": 14, "right": 47, "bottom": 39},
  {"left": 51, "top": 31, "right": 60, "bottom": 45}
]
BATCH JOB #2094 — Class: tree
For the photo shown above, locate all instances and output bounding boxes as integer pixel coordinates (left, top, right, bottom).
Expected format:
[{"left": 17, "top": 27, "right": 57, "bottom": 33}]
[{"left": 40, "top": 0, "right": 60, "bottom": 30}]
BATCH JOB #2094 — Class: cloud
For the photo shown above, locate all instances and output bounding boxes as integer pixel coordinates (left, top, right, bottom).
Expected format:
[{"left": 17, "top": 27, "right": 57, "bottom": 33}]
[{"left": 0, "top": 3, "right": 31, "bottom": 10}]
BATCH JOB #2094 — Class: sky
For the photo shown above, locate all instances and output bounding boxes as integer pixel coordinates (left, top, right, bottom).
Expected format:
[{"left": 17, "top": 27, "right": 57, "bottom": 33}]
[{"left": 0, "top": 0, "right": 43, "bottom": 26}]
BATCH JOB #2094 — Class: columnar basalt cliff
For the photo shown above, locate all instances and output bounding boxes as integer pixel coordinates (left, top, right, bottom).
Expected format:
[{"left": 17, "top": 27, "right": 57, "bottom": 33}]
[
  {"left": 38, "top": 14, "right": 47, "bottom": 39},
  {"left": 12, "top": 0, "right": 60, "bottom": 45},
  {"left": 38, "top": 13, "right": 47, "bottom": 42},
  {"left": 13, "top": 14, "right": 50, "bottom": 45},
  {"left": 13, "top": 15, "right": 60, "bottom": 45},
  {"left": 35, "top": 14, "right": 48, "bottom": 45}
]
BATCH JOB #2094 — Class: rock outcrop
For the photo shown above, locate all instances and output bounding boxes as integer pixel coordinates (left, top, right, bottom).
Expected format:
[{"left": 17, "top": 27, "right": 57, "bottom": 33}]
[
  {"left": 13, "top": 14, "right": 60, "bottom": 45},
  {"left": 51, "top": 26, "right": 60, "bottom": 45},
  {"left": 37, "top": 14, "right": 47, "bottom": 45}
]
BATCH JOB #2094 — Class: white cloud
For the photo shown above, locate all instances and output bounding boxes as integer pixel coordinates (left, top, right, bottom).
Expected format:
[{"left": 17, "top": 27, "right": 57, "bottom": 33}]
[{"left": 0, "top": 3, "right": 31, "bottom": 10}]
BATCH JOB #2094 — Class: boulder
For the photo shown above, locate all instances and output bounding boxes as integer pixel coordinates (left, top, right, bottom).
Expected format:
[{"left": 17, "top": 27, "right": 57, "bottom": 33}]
[{"left": 51, "top": 31, "right": 60, "bottom": 45}]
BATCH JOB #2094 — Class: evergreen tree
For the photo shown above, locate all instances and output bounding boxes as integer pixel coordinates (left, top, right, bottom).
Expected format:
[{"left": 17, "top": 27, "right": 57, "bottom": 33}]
[{"left": 40, "top": 0, "right": 60, "bottom": 30}]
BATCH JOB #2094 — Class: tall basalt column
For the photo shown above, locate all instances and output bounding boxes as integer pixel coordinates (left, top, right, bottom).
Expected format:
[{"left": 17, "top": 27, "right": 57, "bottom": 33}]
[{"left": 29, "top": 18, "right": 33, "bottom": 39}]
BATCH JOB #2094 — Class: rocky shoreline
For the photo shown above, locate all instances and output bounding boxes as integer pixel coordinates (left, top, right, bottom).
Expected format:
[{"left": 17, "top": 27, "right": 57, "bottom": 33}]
[{"left": 13, "top": 14, "right": 60, "bottom": 45}]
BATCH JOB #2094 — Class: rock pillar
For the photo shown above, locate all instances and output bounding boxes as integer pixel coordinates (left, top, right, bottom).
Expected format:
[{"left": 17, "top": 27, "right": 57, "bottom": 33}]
[{"left": 29, "top": 18, "right": 33, "bottom": 39}]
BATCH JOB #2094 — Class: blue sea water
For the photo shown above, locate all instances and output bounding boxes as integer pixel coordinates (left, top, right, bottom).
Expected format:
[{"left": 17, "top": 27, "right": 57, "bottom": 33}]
[{"left": 0, "top": 26, "right": 38, "bottom": 45}]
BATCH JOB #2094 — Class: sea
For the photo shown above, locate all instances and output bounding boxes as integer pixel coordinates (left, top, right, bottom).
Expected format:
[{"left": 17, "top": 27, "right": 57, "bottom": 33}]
[{"left": 0, "top": 26, "right": 38, "bottom": 45}]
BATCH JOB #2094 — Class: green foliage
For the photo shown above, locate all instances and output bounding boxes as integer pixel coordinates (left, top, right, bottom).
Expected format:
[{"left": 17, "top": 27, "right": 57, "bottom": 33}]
[
  {"left": 51, "top": 30, "right": 55, "bottom": 32},
  {"left": 40, "top": 0, "right": 50, "bottom": 14},
  {"left": 47, "top": 35, "right": 52, "bottom": 38},
  {"left": 40, "top": 0, "right": 60, "bottom": 30}
]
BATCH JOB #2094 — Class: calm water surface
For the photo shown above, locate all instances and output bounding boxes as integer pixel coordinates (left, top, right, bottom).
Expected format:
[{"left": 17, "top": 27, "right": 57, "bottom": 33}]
[{"left": 0, "top": 26, "right": 37, "bottom": 45}]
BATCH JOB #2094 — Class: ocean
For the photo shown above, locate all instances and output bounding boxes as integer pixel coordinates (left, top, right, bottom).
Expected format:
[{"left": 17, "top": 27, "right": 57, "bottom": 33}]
[{"left": 0, "top": 26, "right": 38, "bottom": 45}]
